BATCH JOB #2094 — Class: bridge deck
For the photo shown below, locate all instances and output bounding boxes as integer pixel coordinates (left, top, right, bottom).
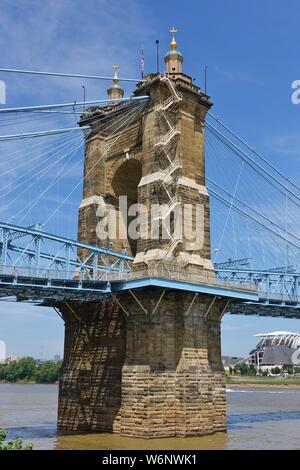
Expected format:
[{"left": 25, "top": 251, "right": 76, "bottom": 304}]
[
  {"left": 0, "top": 264, "right": 299, "bottom": 318},
  {"left": 0, "top": 265, "right": 257, "bottom": 305}
]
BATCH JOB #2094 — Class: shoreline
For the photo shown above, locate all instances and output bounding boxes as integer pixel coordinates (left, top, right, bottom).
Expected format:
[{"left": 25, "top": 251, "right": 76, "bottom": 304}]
[
  {"left": 0, "top": 380, "right": 58, "bottom": 385},
  {"left": 226, "top": 381, "right": 300, "bottom": 388},
  {"left": 1, "top": 381, "right": 300, "bottom": 388}
]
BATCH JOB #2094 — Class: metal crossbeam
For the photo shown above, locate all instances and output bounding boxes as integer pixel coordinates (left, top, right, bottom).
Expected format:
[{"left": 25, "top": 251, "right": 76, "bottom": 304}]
[
  {"left": 0, "top": 222, "right": 133, "bottom": 258},
  {"left": 215, "top": 268, "right": 300, "bottom": 304},
  {"left": 214, "top": 258, "right": 252, "bottom": 269},
  {"left": 261, "top": 265, "right": 297, "bottom": 274},
  {"left": 0, "top": 222, "right": 133, "bottom": 278}
]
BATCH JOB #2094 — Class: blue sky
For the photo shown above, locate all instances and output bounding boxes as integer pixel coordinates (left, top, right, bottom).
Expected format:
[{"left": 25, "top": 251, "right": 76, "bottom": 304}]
[{"left": 0, "top": 0, "right": 300, "bottom": 358}]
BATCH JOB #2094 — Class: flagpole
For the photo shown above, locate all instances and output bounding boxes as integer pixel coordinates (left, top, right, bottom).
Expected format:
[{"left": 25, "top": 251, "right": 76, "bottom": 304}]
[
  {"left": 141, "top": 45, "right": 144, "bottom": 79},
  {"left": 156, "top": 40, "right": 160, "bottom": 74}
]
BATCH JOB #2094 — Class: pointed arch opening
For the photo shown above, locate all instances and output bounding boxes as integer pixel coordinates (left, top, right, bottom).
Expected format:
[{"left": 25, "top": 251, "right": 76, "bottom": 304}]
[{"left": 111, "top": 159, "right": 142, "bottom": 256}]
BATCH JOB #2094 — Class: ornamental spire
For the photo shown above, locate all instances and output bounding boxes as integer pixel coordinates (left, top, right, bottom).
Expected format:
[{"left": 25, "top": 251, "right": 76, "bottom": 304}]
[
  {"left": 169, "top": 27, "right": 178, "bottom": 50},
  {"left": 164, "top": 27, "right": 183, "bottom": 75},
  {"left": 112, "top": 64, "right": 120, "bottom": 83},
  {"left": 107, "top": 64, "right": 124, "bottom": 100}
]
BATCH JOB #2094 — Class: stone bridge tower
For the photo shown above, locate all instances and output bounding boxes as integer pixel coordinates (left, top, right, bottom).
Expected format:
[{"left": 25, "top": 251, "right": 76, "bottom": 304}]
[{"left": 58, "top": 29, "right": 228, "bottom": 438}]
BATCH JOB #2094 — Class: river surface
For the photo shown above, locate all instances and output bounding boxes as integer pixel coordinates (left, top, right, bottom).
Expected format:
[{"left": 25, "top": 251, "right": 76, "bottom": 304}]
[{"left": 1, "top": 384, "right": 300, "bottom": 450}]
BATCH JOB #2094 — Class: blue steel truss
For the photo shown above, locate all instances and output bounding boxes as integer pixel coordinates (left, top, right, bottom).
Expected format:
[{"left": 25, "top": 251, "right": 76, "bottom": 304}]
[
  {"left": 216, "top": 268, "right": 300, "bottom": 318},
  {"left": 215, "top": 268, "right": 300, "bottom": 303},
  {"left": 0, "top": 221, "right": 300, "bottom": 317},
  {"left": 0, "top": 221, "right": 133, "bottom": 277}
]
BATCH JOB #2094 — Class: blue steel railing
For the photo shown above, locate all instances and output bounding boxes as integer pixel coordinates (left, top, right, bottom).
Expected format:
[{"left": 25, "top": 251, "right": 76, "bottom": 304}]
[
  {"left": 0, "top": 221, "right": 133, "bottom": 276},
  {"left": 215, "top": 268, "right": 300, "bottom": 305},
  {"left": 1, "top": 221, "right": 299, "bottom": 307}
]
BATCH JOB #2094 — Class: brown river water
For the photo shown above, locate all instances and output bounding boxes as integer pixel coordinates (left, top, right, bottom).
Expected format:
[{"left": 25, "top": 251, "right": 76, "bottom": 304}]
[{"left": 1, "top": 384, "right": 300, "bottom": 450}]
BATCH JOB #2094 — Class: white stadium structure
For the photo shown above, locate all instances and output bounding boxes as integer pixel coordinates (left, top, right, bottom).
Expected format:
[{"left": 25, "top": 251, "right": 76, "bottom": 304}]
[{"left": 248, "top": 331, "right": 300, "bottom": 369}]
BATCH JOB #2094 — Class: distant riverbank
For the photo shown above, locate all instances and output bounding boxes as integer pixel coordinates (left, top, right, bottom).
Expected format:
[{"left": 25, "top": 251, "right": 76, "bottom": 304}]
[
  {"left": 2, "top": 378, "right": 300, "bottom": 387},
  {"left": 0, "top": 380, "right": 58, "bottom": 384},
  {"left": 0, "top": 357, "right": 61, "bottom": 384},
  {"left": 226, "top": 376, "right": 300, "bottom": 387}
]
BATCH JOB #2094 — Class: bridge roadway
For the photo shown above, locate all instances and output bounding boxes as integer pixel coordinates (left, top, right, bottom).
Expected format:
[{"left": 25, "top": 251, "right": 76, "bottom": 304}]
[
  {"left": 1, "top": 222, "right": 300, "bottom": 317},
  {"left": 0, "top": 264, "right": 299, "bottom": 318}
]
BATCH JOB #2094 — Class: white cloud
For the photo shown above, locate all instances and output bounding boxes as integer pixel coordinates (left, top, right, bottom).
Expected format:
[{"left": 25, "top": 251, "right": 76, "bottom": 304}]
[
  {"left": 0, "top": 0, "right": 157, "bottom": 103},
  {"left": 0, "top": 0, "right": 159, "bottom": 233},
  {"left": 266, "top": 132, "right": 300, "bottom": 159}
]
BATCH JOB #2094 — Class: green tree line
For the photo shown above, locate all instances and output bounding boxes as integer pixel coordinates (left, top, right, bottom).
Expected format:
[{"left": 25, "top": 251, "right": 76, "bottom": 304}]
[
  {"left": 229, "top": 363, "right": 300, "bottom": 376},
  {"left": 0, "top": 357, "right": 62, "bottom": 383}
]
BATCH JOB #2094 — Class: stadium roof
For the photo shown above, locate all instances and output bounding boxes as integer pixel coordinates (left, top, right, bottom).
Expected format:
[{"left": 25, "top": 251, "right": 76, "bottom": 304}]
[
  {"left": 255, "top": 331, "right": 299, "bottom": 337},
  {"left": 254, "top": 331, "right": 300, "bottom": 350}
]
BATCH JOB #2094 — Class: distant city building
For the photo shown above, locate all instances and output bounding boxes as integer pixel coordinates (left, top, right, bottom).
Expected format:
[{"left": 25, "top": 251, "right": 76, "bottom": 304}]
[
  {"left": 248, "top": 331, "right": 300, "bottom": 371},
  {"left": 54, "top": 355, "right": 61, "bottom": 361},
  {"left": 5, "top": 355, "right": 20, "bottom": 363},
  {"left": 222, "top": 356, "right": 244, "bottom": 370}
]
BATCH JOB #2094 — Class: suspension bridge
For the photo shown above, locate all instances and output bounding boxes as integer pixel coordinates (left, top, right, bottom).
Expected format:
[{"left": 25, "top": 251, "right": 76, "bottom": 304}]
[
  {"left": 1, "top": 27, "right": 300, "bottom": 438},
  {"left": 0, "top": 70, "right": 299, "bottom": 318}
]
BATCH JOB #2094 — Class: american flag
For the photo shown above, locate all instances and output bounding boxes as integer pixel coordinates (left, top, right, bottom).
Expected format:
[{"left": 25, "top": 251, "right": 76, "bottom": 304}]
[{"left": 141, "top": 47, "right": 144, "bottom": 78}]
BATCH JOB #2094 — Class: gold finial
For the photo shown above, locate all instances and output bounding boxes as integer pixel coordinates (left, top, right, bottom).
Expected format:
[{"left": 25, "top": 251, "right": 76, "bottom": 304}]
[
  {"left": 169, "top": 27, "right": 178, "bottom": 50},
  {"left": 112, "top": 64, "right": 119, "bottom": 83}
]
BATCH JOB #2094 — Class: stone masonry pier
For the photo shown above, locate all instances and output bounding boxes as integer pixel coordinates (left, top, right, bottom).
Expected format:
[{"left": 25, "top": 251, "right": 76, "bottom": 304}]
[{"left": 58, "top": 290, "right": 227, "bottom": 437}]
